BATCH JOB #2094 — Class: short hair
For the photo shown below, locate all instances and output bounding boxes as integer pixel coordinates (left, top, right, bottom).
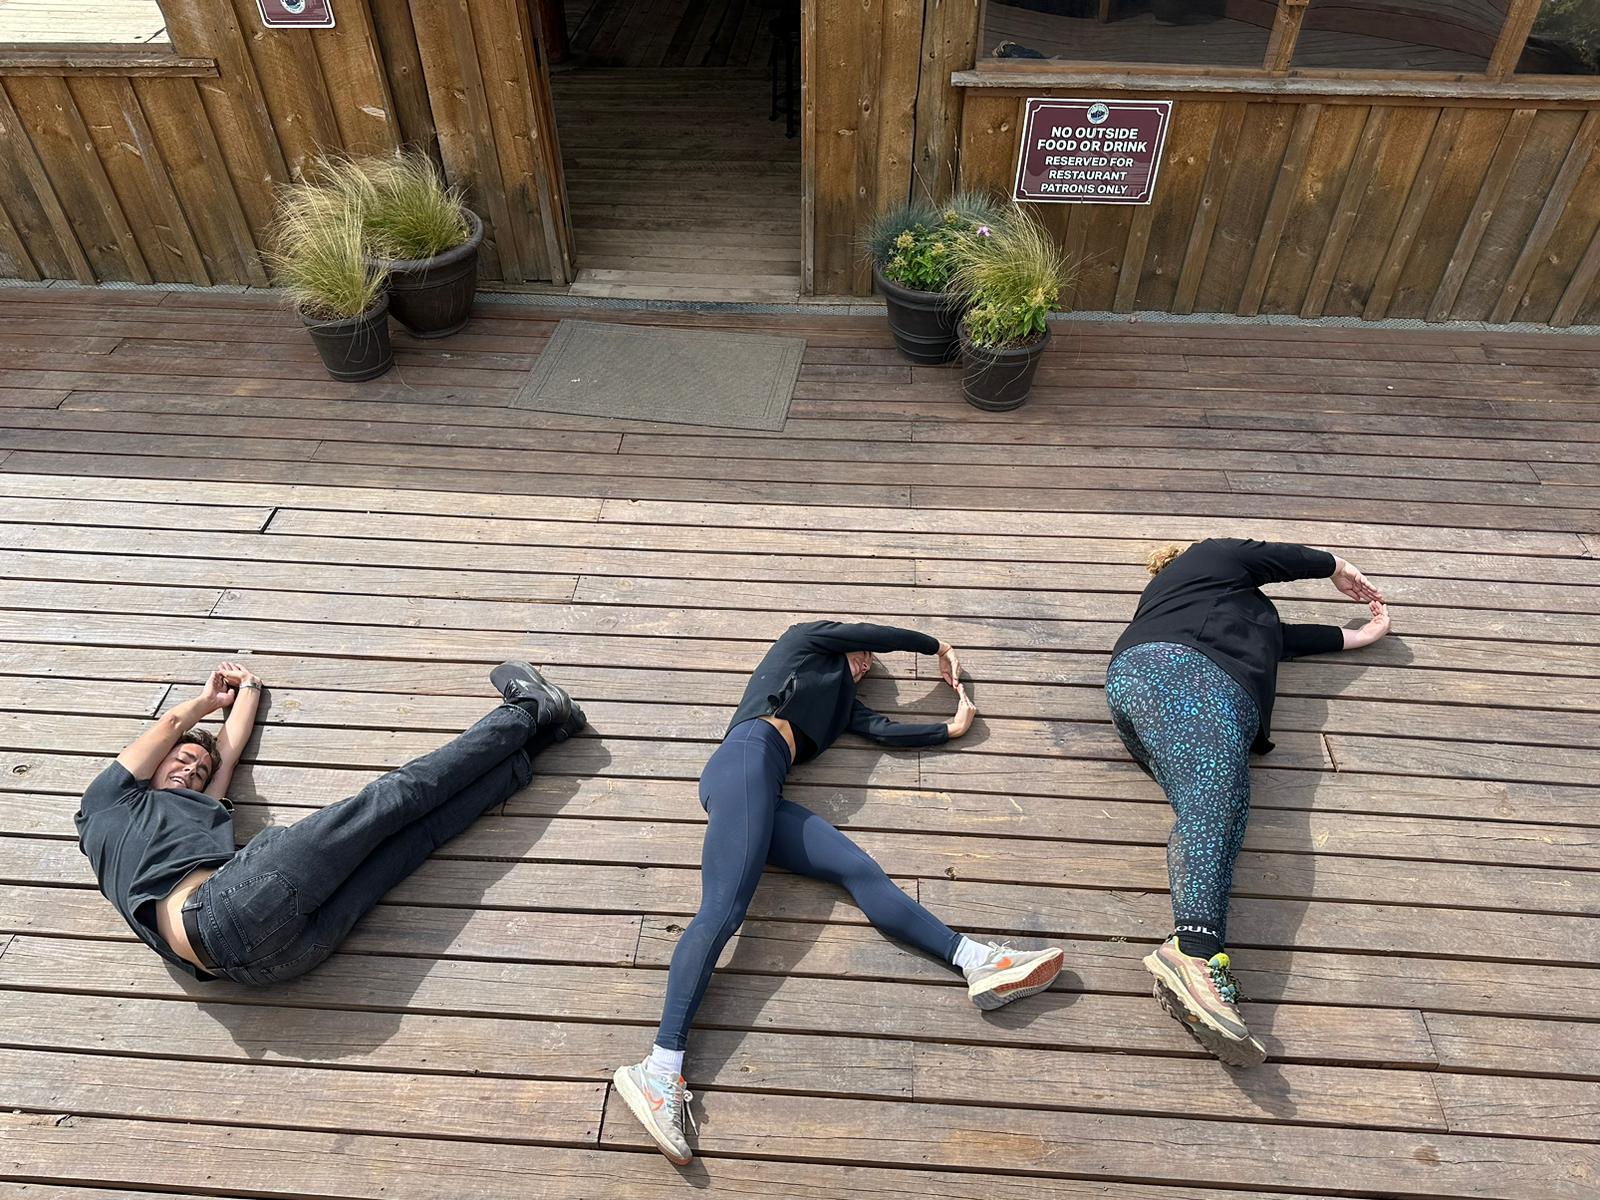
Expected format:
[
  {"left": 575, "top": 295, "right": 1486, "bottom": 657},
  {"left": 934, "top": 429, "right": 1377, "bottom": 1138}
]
[
  {"left": 175, "top": 729, "right": 219, "bottom": 772},
  {"left": 1146, "top": 543, "right": 1189, "bottom": 577}
]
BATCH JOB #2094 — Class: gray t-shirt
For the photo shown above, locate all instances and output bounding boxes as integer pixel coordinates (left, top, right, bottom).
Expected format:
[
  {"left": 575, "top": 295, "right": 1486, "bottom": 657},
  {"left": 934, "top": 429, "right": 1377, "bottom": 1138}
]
[{"left": 75, "top": 761, "right": 237, "bottom": 977}]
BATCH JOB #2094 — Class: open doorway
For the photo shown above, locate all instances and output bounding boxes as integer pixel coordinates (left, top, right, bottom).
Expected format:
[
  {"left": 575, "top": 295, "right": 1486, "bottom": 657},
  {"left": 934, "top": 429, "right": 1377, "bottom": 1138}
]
[{"left": 545, "top": 0, "right": 803, "bottom": 301}]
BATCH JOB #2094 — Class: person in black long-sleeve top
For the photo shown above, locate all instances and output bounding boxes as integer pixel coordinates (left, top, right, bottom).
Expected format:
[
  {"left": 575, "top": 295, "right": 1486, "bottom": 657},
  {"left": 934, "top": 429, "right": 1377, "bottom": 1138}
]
[
  {"left": 613, "top": 620, "right": 1065, "bottom": 1164},
  {"left": 1109, "top": 539, "right": 1391, "bottom": 1068}
]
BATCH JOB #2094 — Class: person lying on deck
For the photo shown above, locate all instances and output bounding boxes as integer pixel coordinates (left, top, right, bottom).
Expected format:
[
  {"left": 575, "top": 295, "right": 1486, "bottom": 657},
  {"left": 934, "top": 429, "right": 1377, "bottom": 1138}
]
[
  {"left": 74, "top": 660, "right": 586, "bottom": 986},
  {"left": 1106, "top": 538, "right": 1391, "bottom": 1068},
  {"left": 612, "top": 620, "right": 1066, "bottom": 1166}
]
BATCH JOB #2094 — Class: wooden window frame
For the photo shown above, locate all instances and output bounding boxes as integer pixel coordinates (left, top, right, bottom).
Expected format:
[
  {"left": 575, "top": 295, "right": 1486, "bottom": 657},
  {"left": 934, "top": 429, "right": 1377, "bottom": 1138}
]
[
  {"left": 0, "top": 0, "right": 209, "bottom": 75},
  {"left": 969, "top": 0, "right": 1578, "bottom": 87}
]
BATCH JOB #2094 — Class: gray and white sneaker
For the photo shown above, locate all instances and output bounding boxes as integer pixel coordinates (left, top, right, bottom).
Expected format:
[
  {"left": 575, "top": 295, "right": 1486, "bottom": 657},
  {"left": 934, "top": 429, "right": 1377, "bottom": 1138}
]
[
  {"left": 963, "top": 943, "right": 1065, "bottom": 1011},
  {"left": 612, "top": 1060, "right": 695, "bottom": 1165}
]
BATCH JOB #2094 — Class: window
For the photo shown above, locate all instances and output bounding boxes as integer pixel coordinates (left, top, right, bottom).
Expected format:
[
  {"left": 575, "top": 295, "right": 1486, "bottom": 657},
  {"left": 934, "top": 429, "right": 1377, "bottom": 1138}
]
[
  {"left": 979, "top": 1, "right": 1273, "bottom": 67},
  {"left": 0, "top": 0, "right": 169, "bottom": 46},
  {"left": 1519, "top": 0, "right": 1600, "bottom": 74},
  {"left": 974, "top": 0, "right": 1600, "bottom": 80},
  {"left": 1290, "top": 1, "right": 1510, "bottom": 72}
]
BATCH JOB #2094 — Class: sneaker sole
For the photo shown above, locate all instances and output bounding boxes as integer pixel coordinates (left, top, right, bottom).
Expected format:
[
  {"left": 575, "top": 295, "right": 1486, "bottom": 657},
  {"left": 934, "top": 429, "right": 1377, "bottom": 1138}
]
[
  {"left": 611, "top": 1067, "right": 692, "bottom": 1166},
  {"left": 1142, "top": 949, "right": 1252, "bottom": 1042},
  {"left": 969, "top": 949, "right": 1064, "bottom": 1011},
  {"left": 1151, "top": 982, "right": 1267, "bottom": 1069}
]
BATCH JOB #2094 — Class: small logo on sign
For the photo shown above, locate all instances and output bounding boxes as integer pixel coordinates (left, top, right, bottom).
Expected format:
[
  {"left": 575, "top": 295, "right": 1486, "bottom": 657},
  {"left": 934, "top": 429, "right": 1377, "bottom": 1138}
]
[
  {"left": 1087, "top": 103, "right": 1110, "bottom": 124},
  {"left": 284, "top": 0, "right": 305, "bottom": 9}
]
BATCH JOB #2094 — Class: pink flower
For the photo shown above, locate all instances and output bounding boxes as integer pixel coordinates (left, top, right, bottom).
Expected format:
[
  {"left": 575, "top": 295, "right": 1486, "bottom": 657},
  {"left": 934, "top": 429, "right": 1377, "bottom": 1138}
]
[{"left": 976, "top": 225, "right": 992, "bottom": 237}]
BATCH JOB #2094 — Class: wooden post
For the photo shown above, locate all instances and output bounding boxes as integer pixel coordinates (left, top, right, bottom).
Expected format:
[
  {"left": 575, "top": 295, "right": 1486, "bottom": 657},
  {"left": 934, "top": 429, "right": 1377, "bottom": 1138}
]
[
  {"left": 533, "top": 0, "right": 572, "bottom": 66},
  {"left": 1489, "top": 0, "right": 1543, "bottom": 79},
  {"left": 1264, "top": 0, "right": 1310, "bottom": 74}
]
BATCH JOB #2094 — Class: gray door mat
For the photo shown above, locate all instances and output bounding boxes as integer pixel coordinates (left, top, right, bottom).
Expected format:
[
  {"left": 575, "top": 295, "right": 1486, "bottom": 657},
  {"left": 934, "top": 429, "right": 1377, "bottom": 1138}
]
[{"left": 512, "top": 319, "right": 805, "bottom": 431}]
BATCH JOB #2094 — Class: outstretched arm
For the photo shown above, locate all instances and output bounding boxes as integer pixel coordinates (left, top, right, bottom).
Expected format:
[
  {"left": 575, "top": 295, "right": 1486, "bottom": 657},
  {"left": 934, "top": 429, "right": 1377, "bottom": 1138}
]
[
  {"left": 1283, "top": 600, "right": 1391, "bottom": 659},
  {"left": 206, "top": 664, "right": 262, "bottom": 799},
  {"left": 115, "top": 665, "right": 237, "bottom": 781},
  {"left": 797, "top": 620, "right": 941, "bottom": 657},
  {"left": 848, "top": 698, "right": 951, "bottom": 747}
]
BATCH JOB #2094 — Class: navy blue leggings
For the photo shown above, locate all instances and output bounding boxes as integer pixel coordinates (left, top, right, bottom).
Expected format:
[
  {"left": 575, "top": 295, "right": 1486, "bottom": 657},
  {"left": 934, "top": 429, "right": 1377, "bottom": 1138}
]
[
  {"left": 655, "top": 719, "right": 961, "bottom": 1050},
  {"left": 1105, "top": 642, "right": 1259, "bottom": 947}
]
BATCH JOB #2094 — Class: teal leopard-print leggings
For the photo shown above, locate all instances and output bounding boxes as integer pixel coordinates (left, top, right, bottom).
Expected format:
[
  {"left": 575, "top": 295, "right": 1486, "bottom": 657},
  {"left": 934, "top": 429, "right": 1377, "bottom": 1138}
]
[{"left": 1105, "top": 641, "right": 1260, "bottom": 946}]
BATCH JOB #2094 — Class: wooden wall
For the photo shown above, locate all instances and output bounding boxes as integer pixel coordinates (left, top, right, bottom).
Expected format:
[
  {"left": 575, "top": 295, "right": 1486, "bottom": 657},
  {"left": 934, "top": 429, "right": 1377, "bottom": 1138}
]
[
  {"left": 0, "top": 0, "right": 572, "bottom": 287},
  {"left": 809, "top": 0, "right": 980, "bottom": 295},
  {"left": 956, "top": 88, "right": 1600, "bottom": 325}
]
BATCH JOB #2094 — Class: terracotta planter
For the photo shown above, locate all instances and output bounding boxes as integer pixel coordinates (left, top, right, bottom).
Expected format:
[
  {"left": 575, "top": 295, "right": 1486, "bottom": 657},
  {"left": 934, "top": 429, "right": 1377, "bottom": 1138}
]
[
  {"left": 371, "top": 209, "right": 482, "bottom": 339},
  {"left": 302, "top": 293, "right": 394, "bottom": 381},
  {"left": 958, "top": 321, "right": 1050, "bottom": 411},
  {"left": 873, "top": 262, "right": 963, "bottom": 365}
]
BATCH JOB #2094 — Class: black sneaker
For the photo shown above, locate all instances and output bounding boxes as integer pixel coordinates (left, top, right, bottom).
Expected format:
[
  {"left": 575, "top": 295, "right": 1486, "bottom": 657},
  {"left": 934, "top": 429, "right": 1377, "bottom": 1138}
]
[
  {"left": 490, "top": 661, "right": 573, "bottom": 728},
  {"left": 536, "top": 703, "right": 588, "bottom": 749}
]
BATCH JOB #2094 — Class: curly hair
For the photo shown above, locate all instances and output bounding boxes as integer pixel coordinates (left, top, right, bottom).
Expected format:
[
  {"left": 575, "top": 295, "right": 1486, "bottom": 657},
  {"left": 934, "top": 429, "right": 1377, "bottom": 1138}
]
[{"left": 1146, "top": 543, "right": 1189, "bottom": 576}]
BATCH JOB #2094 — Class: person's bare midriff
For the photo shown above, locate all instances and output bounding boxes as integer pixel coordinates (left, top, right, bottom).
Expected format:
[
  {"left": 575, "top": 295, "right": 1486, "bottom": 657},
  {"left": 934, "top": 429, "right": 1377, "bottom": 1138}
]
[
  {"left": 758, "top": 714, "right": 797, "bottom": 761},
  {"left": 154, "top": 864, "right": 220, "bottom": 970}
]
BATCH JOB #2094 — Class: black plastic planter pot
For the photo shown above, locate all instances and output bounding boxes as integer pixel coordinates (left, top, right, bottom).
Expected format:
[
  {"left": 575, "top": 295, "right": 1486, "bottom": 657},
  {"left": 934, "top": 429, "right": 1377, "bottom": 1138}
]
[
  {"left": 958, "top": 322, "right": 1050, "bottom": 411},
  {"left": 873, "top": 262, "right": 962, "bottom": 364},
  {"left": 375, "top": 209, "right": 483, "bottom": 339},
  {"left": 302, "top": 294, "right": 394, "bottom": 381}
]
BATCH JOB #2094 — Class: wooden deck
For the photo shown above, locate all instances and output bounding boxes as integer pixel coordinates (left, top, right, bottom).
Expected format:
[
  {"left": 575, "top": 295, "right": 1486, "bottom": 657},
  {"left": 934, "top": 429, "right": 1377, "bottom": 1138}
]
[
  {"left": 552, "top": 69, "right": 802, "bottom": 301},
  {"left": 1, "top": 286, "right": 1599, "bottom": 1198}
]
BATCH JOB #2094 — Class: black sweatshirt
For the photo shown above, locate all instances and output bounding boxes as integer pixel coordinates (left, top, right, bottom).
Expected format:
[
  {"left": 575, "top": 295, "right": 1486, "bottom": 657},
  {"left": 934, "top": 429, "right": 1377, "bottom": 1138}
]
[
  {"left": 727, "top": 621, "right": 951, "bottom": 763},
  {"left": 1112, "top": 539, "right": 1346, "bottom": 754}
]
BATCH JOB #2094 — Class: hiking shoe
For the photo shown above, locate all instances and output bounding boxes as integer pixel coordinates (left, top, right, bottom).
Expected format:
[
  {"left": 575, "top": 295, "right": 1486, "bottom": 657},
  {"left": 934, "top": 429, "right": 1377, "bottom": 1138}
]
[
  {"left": 490, "top": 661, "right": 573, "bottom": 728},
  {"left": 1144, "top": 937, "right": 1267, "bottom": 1068},
  {"left": 963, "top": 943, "right": 1064, "bottom": 1011},
  {"left": 612, "top": 1061, "right": 695, "bottom": 1165}
]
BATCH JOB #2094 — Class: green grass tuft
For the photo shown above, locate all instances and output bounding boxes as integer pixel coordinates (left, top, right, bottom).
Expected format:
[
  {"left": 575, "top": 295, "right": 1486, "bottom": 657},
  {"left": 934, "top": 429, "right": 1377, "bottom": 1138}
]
[
  {"left": 950, "top": 204, "right": 1076, "bottom": 349},
  {"left": 269, "top": 193, "right": 384, "bottom": 322}
]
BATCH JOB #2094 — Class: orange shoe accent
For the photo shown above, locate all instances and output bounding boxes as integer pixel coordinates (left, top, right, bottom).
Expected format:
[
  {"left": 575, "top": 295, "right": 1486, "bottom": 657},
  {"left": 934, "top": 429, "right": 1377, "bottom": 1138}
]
[
  {"left": 647, "top": 1094, "right": 664, "bottom": 1111},
  {"left": 995, "top": 957, "right": 1013, "bottom": 969}
]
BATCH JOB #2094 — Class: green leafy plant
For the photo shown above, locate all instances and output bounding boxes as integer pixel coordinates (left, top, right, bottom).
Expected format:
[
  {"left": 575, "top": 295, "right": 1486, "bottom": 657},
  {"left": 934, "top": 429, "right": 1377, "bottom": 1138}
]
[
  {"left": 269, "top": 194, "right": 384, "bottom": 322},
  {"left": 950, "top": 205, "right": 1075, "bottom": 350},
  {"left": 865, "top": 192, "right": 1006, "bottom": 292}
]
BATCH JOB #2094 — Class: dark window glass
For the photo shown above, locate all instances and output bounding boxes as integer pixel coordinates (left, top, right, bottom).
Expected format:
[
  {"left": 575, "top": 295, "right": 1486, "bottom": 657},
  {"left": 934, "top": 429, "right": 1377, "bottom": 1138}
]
[
  {"left": 979, "top": 1, "right": 1272, "bottom": 67},
  {"left": 1519, "top": 0, "right": 1600, "bottom": 74},
  {"left": 1290, "top": 1, "right": 1510, "bottom": 72}
]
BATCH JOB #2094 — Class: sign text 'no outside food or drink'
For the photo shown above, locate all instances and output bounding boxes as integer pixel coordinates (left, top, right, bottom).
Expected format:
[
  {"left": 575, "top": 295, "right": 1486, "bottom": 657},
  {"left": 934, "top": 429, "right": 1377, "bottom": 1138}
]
[{"left": 1014, "top": 99, "right": 1172, "bottom": 205}]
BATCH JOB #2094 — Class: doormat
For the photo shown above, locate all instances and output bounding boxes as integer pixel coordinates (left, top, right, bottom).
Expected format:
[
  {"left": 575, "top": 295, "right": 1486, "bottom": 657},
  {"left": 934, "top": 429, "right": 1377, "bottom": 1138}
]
[{"left": 513, "top": 319, "right": 805, "bottom": 431}]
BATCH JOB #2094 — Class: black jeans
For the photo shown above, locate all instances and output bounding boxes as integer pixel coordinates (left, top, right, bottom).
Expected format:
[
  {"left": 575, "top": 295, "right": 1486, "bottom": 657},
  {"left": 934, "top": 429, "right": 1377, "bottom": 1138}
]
[{"left": 183, "top": 704, "right": 539, "bottom": 986}]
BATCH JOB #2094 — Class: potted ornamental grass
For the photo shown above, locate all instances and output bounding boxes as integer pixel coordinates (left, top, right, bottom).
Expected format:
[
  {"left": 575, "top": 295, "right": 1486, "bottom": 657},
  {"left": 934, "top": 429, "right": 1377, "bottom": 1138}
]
[
  {"left": 865, "top": 192, "right": 1005, "bottom": 364},
  {"left": 271, "top": 189, "right": 393, "bottom": 382},
  {"left": 326, "top": 152, "right": 484, "bottom": 339},
  {"left": 950, "top": 206, "right": 1075, "bottom": 411}
]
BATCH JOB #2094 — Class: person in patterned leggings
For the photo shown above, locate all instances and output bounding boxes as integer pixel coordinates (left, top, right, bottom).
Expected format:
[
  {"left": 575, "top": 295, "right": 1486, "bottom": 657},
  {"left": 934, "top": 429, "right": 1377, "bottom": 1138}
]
[{"left": 1106, "top": 539, "right": 1391, "bottom": 1066}]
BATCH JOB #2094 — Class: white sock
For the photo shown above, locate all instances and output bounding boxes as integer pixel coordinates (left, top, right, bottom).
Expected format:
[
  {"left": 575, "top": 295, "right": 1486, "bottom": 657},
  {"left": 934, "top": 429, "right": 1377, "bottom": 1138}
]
[
  {"left": 646, "top": 1043, "right": 685, "bottom": 1079},
  {"left": 952, "top": 936, "right": 992, "bottom": 972}
]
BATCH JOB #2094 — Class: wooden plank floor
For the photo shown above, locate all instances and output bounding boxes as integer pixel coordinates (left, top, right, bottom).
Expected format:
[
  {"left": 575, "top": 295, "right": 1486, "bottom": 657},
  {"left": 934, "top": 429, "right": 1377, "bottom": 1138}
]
[
  {"left": 0, "top": 0, "right": 167, "bottom": 44},
  {"left": 2, "top": 286, "right": 1599, "bottom": 1198},
  {"left": 566, "top": 0, "right": 778, "bottom": 68},
  {"left": 552, "top": 68, "right": 802, "bottom": 301}
]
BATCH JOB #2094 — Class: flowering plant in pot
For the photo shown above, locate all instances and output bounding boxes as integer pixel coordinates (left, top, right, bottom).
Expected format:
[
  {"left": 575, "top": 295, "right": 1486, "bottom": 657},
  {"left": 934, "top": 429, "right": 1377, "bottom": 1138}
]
[
  {"left": 271, "top": 189, "right": 392, "bottom": 382},
  {"left": 949, "top": 206, "right": 1074, "bottom": 411},
  {"left": 326, "top": 153, "right": 483, "bottom": 339},
  {"left": 864, "top": 192, "right": 1004, "bottom": 364}
]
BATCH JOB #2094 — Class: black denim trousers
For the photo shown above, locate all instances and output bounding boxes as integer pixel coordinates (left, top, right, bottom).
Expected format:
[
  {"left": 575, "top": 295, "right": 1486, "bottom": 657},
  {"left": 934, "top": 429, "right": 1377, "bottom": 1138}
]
[{"left": 183, "top": 704, "right": 537, "bottom": 986}]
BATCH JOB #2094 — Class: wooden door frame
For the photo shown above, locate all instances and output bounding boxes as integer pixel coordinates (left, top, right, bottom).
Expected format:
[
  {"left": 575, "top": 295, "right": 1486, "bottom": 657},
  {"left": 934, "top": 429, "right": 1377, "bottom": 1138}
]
[{"left": 801, "top": 0, "right": 816, "bottom": 295}]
